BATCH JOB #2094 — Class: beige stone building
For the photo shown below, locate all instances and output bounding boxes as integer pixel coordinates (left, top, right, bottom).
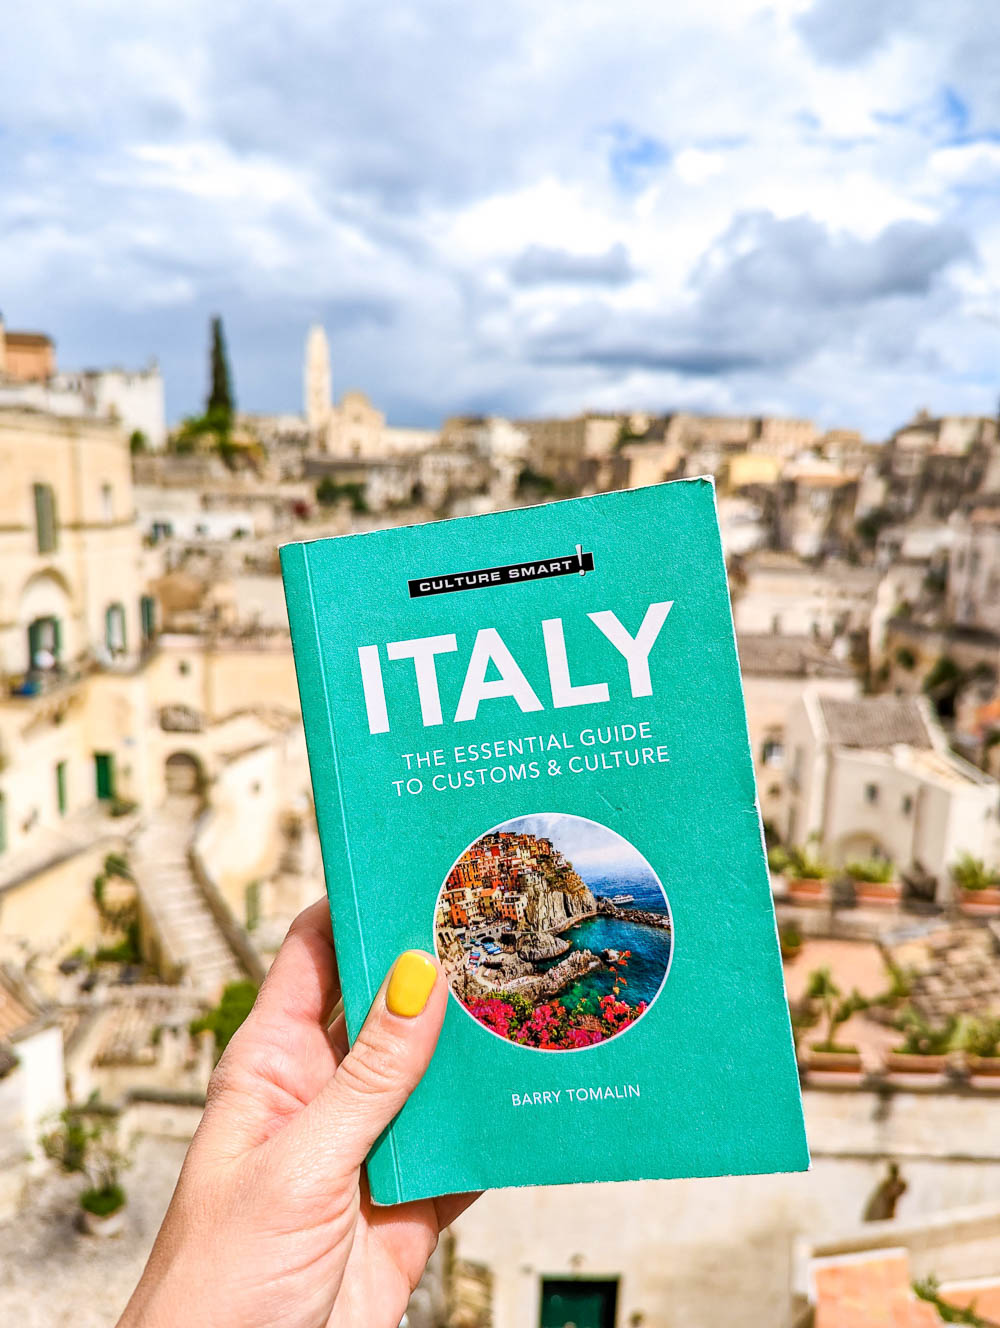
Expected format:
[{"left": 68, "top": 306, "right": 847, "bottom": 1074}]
[
  {"left": 738, "top": 634, "right": 857, "bottom": 832},
  {"left": 782, "top": 687, "right": 1000, "bottom": 895},
  {"left": 948, "top": 505, "right": 1000, "bottom": 636},
  {"left": 0, "top": 315, "right": 55, "bottom": 382}
]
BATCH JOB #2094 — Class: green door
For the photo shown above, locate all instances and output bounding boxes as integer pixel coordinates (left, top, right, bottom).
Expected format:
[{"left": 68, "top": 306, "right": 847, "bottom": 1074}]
[
  {"left": 56, "top": 761, "right": 67, "bottom": 815},
  {"left": 140, "top": 594, "right": 156, "bottom": 644},
  {"left": 94, "top": 752, "right": 115, "bottom": 801},
  {"left": 540, "top": 1280, "right": 618, "bottom": 1328}
]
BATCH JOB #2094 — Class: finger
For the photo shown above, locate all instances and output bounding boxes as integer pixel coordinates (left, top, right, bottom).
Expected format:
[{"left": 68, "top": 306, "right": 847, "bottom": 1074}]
[
  {"left": 288, "top": 950, "right": 446, "bottom": 1174},
  {"left": 434, "top": 1191, "right": 482, "bottom": 1229},
  {"left": 251, "top": 898, "right": 341, "bottom": 1031},
  {"left": 327, "top": 1010, "right": 349, "bottom": 1065}
]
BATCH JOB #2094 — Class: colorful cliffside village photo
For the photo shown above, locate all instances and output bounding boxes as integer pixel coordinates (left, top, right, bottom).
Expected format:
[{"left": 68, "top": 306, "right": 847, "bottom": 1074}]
[{"left": 434, "top": 813, "right": 673, "bottom": 1051}]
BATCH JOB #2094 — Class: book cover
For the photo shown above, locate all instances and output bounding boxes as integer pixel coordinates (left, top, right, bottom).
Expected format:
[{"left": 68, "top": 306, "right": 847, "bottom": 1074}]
[{"left": 279, "top": 477, "right": 808, "bottom": 1204}]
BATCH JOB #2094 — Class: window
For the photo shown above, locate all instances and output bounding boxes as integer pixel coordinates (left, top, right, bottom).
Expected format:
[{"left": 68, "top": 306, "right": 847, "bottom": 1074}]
[
  {"left": 865, "top": 783, "right": 879, "bottom": 804},
  {"left": 540, "top": 1279, "right": 618, "bottom": 1328},
  {"left": 94, "top": 752, "right": 115, "bottom": 801},
  {"left": 105, "top": 603, "right": 127, "bottom": 657},
  {"left": 762, "top": 738, "right": 784, "bottom": 768},
  {"left": 140, "top": 594, "right": 157, "bottom": 645},
  {"left": 100, "top": 482, "right": 113, "bottom": 522},
  {"left": 55, "top": 761, "right": 68, "bottom": 816},
  {"left": 178, "top": 659, "right": 190, "bottom": 676},
  {"left": 902, "top": 794, "right": 913, "bottom": 815},
  {"left": 27, "top": 616, "right": 61, "bottom": 670},
  {"left": 33, "top": 482, "right": 58, "bottom": 553}
]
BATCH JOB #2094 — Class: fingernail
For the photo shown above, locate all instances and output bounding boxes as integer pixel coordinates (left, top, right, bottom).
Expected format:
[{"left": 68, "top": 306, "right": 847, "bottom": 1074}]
[{"left": 386, "top": 951, "right": 437, "bottom": 1018}]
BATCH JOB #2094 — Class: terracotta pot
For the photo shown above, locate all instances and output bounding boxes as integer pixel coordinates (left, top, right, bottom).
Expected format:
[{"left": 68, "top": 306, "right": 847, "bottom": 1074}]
[
  {"left": 787, "top": 878, "right": 828, "bottom": 906},
  {"left": 885, "top": 1051, "right": 948, "bottom": 1075},
  {"left": 804, "top": 1048, "right": 863, "bottom": 1074},
  {"left": 853, "top": 880, "right": 902, "bottom": 907},
  {"left": 966, "top": 1054, "right": 1000, "bottom": 1080},
  {"left": 959, "top": 888, "right": 1000, "bottom": 916}
]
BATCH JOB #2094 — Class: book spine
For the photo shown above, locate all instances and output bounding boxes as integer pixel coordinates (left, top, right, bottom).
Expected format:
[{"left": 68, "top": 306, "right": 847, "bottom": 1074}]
[{"left": 279, "top": 541, "right": 403, "bottom": 1204}]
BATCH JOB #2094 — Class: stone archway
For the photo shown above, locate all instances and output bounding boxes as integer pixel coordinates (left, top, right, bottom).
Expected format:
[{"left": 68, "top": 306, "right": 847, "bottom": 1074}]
[
  {"left": 832, "top": 832, "right": 892, "bottom": 868},
  {"left": 164, "top": 751, "right": 205, "bottom": 797}
]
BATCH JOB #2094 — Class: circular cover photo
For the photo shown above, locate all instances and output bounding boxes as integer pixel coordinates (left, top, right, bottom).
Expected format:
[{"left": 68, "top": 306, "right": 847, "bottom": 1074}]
[{"left": 433, "top": 812, "right": 673, "bottom": 1051}]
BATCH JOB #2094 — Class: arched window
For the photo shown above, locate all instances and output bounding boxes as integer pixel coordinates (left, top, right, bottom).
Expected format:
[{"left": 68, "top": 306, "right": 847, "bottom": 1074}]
[
  {"left": 105, "top": 603, "right": 127, "bottom": 657},
  {"left": 27, "top": 615, "right": 61, "bottom": 670}
]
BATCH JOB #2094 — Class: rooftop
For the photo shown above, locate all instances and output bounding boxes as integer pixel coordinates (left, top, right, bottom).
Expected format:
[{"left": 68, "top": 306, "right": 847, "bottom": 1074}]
[
  {"left": 738, "top": 633, "right": 854, "bottom": 679},
  {"left": 818, "top": 695, "right": 933, "bottom": 750},
  {"left": 812, "top": 1250, "right": 941, "bottom": 1328}
]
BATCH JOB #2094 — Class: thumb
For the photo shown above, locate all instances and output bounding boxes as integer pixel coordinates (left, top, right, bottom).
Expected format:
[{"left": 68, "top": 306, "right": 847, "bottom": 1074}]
[{"left": 296, "top": 950, "right": 447, "bottom": 1173}]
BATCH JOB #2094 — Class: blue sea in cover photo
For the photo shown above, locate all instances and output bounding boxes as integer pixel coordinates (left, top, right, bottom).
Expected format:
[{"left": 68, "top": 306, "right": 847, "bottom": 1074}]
[{"left": 501, "top": 814, "right": 672, "bottom": 1014}]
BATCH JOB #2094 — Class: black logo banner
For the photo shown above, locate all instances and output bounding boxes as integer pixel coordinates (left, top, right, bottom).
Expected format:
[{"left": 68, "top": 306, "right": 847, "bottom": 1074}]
[{"left": 409, "top": 548, "right": 595, "bottom": 598}]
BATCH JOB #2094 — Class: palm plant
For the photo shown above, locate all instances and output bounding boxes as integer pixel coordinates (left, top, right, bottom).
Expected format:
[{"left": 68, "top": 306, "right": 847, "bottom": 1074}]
[{"left": 951, "top": 853, "right": 999, "bottom": 893}]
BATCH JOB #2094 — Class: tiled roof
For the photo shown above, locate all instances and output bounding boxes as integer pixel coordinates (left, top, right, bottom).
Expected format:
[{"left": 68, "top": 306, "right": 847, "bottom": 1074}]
[
  {"left": 813, "top": 1252, "right": 940, "bottom": 1328},
  {"left": 4, "top": 331, "right": 52, "bottom": 347},
  {"left": 818, "top": 695, "right": 933, "bottom": 750},
  {"left": 738, "top": 634, "right": 853, "bottom": 678}
]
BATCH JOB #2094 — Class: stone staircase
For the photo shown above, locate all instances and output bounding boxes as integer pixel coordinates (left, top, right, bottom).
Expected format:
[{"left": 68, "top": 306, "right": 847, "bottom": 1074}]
[{"left": 131, "top": 795, "right": 243, "bottom": 997}]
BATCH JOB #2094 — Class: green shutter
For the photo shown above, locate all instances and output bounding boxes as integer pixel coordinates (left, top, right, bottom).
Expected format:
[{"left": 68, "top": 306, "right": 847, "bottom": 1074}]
[
  {"left": 33, "top": 483, "right": 58, "bottom": 553},
  {"left": 140, "top": 595, "right": 156, "bottom": 643},
  {"left": 0, "top": 794, "right": 6, "bottom": 854},
  {"left": 56, "top": 761, "right": 67, "bottom": 815},
  {"left": 27, "top": 619, "right": 42, "bottom": 666},
  {"left": 95, "top": 752, "right": 115, "bottom": 800}
]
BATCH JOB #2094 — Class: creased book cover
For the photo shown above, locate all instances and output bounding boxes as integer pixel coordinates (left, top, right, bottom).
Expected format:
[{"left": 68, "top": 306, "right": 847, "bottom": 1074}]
[{"left": 279, "top": 477, "right": 808, "bottom": 1204}]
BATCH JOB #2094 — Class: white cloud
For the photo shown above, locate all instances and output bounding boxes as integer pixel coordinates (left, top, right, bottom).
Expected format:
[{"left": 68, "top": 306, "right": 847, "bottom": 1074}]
[{"left": 0, "top": 0, "right": 998, "bottom": 433}]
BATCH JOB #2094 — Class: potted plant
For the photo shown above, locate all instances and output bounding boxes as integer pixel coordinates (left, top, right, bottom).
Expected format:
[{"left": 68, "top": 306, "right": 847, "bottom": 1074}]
[
  {"left": 952, "top": 853, "right": 1000, "bottom": 915},
  {"left": 40, "top": 1105, "right": 130, "bottom": 1236},
  {"left": 886, "top": 1008, "right": 956, "bottom": 1076},
  {"left": 779, "top": 921, "right": 803, "bottom": 962},
  {"left": 785, "top": 846, "right": 830, "bottom": 906},
  {"left": 845, "top": 857, "right": 901, "bottom": 907},
  {"left": 801, "top": 967, "right": 867, "bottom": 1075},
  {"left": 957, "top": 1015, "right": 1000, "bottom": 1082}
]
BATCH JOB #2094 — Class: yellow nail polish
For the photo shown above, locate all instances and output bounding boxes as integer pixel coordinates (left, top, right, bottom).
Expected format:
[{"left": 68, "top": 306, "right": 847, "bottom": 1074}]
[{"left": 386, "top": 951, "right": 437, "bottom": 1017}]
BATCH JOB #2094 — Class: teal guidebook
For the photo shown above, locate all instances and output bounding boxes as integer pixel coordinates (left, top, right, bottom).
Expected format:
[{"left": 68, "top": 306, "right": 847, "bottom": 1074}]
[{"left": 280, "top": 478, "right": 808, "bottom": 1204}]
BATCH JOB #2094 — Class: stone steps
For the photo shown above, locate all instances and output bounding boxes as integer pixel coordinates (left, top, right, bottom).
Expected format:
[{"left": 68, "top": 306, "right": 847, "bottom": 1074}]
[{"left": 132, "top": 798, "right": 244, "bottom": 996}]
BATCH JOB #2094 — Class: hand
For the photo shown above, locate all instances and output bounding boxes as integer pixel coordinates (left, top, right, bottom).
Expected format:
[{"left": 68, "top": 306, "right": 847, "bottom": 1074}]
[{"left": 118, "top": 900, "right": 476, "bottom": 1328}]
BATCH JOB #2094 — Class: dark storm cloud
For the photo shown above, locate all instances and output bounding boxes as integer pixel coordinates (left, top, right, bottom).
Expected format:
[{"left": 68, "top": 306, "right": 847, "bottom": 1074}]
[
  {"left": 525, "top": 212, "right": 974, "bottom": 377},
  {"left": 509, "top": 243, "right": 635, "bottom": 288}
]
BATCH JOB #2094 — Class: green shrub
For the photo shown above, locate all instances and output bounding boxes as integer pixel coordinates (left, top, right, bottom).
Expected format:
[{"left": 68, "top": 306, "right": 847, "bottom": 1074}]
[
  {"left": 955, "top": 1015, "right": 1000, "bottom": 1059},
  {"left": 191, "top": 980, "right": 259, "bottom": 1057},
  {"left": 896, "top": 1007, "right": 958, "bottom": 1056},
  {"left": 80, "top": 1183, "right": 126, "bottom": 1217},
  {"left": 315, "top": 477, "right": 368, "bottom": 512},
  {"left": 779, "top": 922, "right": 802, "bottom": 960},
  {"left": 894, "top": 646, "right": 916, "bottom": 671},
  {"left": 767, "top": 845, "right": 792, "bottom": 874},
  {"left": 952, "top": 853, "right": 998, "bottom": 893},
  {"left": 787, "top": 845, "right": 828, "bottom": 880},
  {"left": 845, "top": 857, "right": 895, "bottom": 884}
]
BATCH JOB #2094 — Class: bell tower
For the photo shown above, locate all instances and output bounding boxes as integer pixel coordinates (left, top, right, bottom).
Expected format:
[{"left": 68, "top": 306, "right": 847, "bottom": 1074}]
[{"left": 304, "top": 324, "right": 332, "bottom": 435}]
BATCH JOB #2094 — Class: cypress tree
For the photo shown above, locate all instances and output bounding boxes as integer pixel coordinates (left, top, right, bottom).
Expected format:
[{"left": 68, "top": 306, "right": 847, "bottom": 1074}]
[{"left": 206, "top": 315, "right": 234, "bottom": 421}]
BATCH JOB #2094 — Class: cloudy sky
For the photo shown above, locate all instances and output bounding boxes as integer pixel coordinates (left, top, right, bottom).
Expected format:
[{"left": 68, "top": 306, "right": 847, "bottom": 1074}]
[
  {"left": 502, "top": 815, "right": 658, "bottom": 884},
  {"left": 2, "top": 1, "right": 1000, "bottom": 435}
]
